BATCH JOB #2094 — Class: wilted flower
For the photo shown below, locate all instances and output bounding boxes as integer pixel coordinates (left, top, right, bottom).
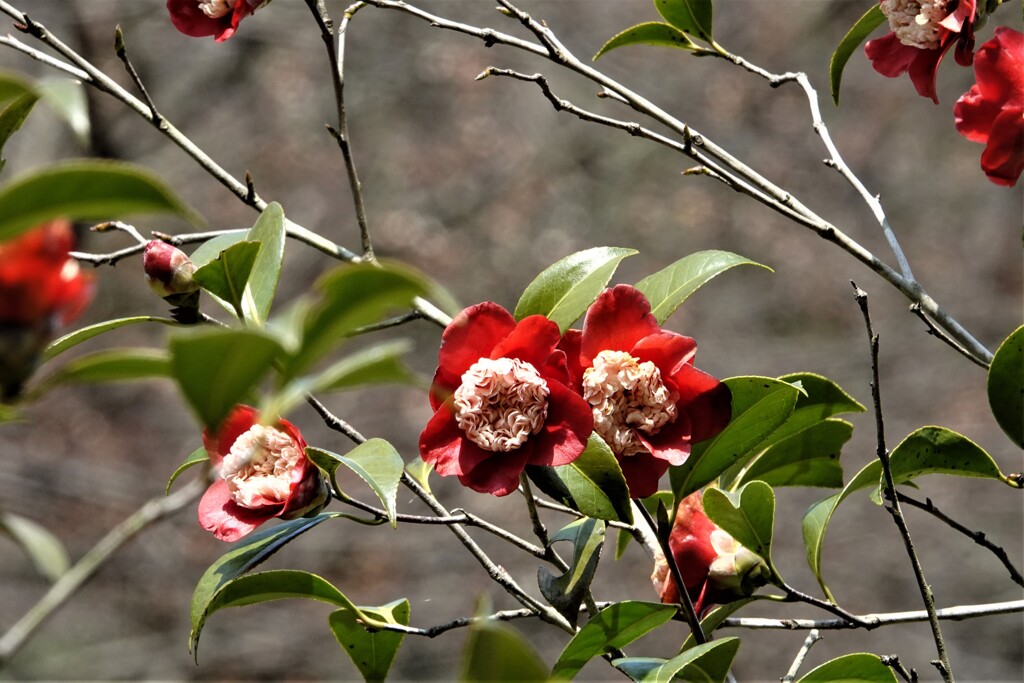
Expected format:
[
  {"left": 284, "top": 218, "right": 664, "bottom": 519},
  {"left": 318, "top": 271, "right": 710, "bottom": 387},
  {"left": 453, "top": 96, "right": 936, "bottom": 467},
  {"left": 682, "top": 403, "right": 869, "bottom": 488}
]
[
  {"left": 559, "top": 286, "right": 731, "bottom": 499},
  {"left": 419, "top": 303, "right": 592, "bottom": 496},
  {"left": 954, "top": 27, "right": 1024, "bottom": 187},
  {"left": 199, "top": 405, "right": 330, "bottom": 542},
  {"left": 166, "top": 0, "right": 268, "bottom": 42},
  {"left": 652, "top": 491, "right": 768, "bottom": 615},
  {"left": 865, "top": 0, "right": 977, "bottom": 102}
]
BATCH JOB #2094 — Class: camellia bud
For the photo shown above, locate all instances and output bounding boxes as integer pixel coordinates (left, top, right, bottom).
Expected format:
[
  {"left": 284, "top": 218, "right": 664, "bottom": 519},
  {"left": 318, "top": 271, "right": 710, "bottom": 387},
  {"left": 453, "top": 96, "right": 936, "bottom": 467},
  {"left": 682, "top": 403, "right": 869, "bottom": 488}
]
[{"left": 143, "top": 240, "right": 198, "bottom": 299}]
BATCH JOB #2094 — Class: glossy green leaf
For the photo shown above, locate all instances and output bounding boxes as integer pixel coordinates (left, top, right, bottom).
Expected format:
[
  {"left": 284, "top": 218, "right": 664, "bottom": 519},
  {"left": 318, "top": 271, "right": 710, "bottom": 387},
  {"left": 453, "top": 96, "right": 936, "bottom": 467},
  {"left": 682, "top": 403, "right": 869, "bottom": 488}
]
[
  {"left": 765, "top": 373, "right": 865, "bottom": 447},
  {"left": 188, "top": 230, "right": 249, "bottom": 268},
  {"left": 739, "top": 419, "right": 852, "bottom": 488},
  {"left": 635, "top": 251, "right": 769, "bottom": 324},
  {"left": 330, "top": 598, "right": 410, "bottom": 683},
  {"left": 190, "top": 512, "right": 342, "bottom": 655},
  {"left": 37, "top": 77, "right": 90, "bottom": 144},
  {"left": 0, "top": 92, "right": 38, "bottom": 173},
  {"left": 166, "top": 447, "right": 208, "bottom": 494},
  {"left": 552, "top": 601, "right": 677, "bottom": 679},
  {"left": 514, "top": 246, "right": 637, "bottom": 332},
  {"left": 796, "top": 653, "right": 897, "bottom": 683},
  {"left": 459, "top": 619, "right": 549, "bottom": 682},
  {"left": 245, "top": 202, "right": 287, "bottom": 325},
  {"left": 203, "top": 568, "right": 355, "bottom": 628},
  {"left": 192, "top": 241, "right": 262, "bottom": 320},
  {"left": 703, "top": 482, "right": 774, "bottom": 561},
  {"left": 169, "top": 328, "right": 284, "bottom": 431},
  {"left": 671, "top": 377, "right": 799, "bottom": 502},
  {"left": 613, "top": 638, "right": 740, "bottom": 683},
  {"left": 594, "top": 22, "right": 697, "bottom": 60},
  {"left": 830, "top": 5, "right": 886, "bottom": 105},
  {"left": 0, "top": 160, "right": 202, "bottom": 242},
  {"left": 987, "top": 325, "right": 1024, "bottom": 448},
  {"left": 43, "top": 316, "right": 179, "bottom": 362},
  {"left": 0, "top": 511, "right": 70, "bottom": 582},
  {"left": 306, "top": 439, "right": 404, "bottom": 527},
  {"left": 538, "top": 518, "right": 605, "bottom": 627},
  {"left": 34, "top": 348, "right": 170, "bottom": 391},
  {"left": 285, "top": 262, "right": 430, "bottom": 379},
  {"left": 680, "top": 595, "right": 782, "bottom": 651},
  {"left": 405, "top": 459, "right": 433, "bottom": 495},
  {"left": 0, "top": 72, "right": 34, "bottom": 103},
  {"left": 655, "top": 0, "right": 714, "bottom": 42},
  {"left": 527, "top": 434, "right": 634, "bottom": 523}
]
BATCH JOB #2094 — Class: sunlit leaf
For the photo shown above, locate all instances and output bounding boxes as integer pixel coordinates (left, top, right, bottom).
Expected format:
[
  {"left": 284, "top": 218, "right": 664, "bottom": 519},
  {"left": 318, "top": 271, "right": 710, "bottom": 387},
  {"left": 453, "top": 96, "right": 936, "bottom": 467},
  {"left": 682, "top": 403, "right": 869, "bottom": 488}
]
[
  {"left": 830, "top": 5, "right": 886, "bottom": 105},
  {"left": 166, "top": 447, "right": 208, "bottom": 494},
  {"left": 330, "top": 598, "right": 410, "bottom": 683},
  {"left": 703, "top": 481, "right": 775, "bottom": 561},
  {"left": 655, "top": 0, "right": 714, "bottom": 42},
  {"left": 245, "top": 202, "right": 287, "bottom": 325},
  {"left": 739, "top": 419, "right": 852, "bottom": 488},
  {"left": 43, "top": 316, "right": 180, "bottom": 361},
  {"left": 192, "top": 241, "right": 262, "bottom": 320},
  {"left": 527, "top": 434, "right": 633, "bottom": 523},
  {"left": 796, "top": 653, "right": 898, "bottom": 683},
  {"left": 613, "top": 637, "right": 739, "bottom": 683},
  {"left": 987, "top": 325, "right": 1024, "bottom": 449},
  {"left": 306, "top": 439, "right": 404, "bottom": 527},
  {"left": 0, "top": 511, "right": 70, "bottom": 582},
  {"left": 0, "top": 92, "right": 38, "bottom": 173},
  {"left": 594, "top": 22, "right": 697, "bottom": 60}
]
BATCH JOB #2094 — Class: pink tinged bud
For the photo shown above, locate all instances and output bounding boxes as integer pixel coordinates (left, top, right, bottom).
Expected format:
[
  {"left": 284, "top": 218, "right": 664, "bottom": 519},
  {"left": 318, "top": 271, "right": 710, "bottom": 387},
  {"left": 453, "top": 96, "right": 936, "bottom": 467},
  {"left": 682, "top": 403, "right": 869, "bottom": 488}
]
[{"left": 143, "top": 240, "right": 198, "bottom": 299}]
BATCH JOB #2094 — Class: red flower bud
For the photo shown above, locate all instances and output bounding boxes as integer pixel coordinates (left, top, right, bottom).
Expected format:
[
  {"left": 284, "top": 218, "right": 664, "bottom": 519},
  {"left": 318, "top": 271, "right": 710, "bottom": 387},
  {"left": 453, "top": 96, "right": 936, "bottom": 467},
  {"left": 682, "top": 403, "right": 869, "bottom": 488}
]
[{"left": 143, "top": 240, "right": 198, "bottom": 299}]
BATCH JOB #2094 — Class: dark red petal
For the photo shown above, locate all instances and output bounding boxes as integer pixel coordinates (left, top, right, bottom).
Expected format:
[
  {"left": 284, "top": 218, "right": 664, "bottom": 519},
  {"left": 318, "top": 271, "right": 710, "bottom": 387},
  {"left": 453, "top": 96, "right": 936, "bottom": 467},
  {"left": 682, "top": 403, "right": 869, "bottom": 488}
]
[
  {"left": 617, "top": 451, "right": 669, "bottom": 499},
  {"left": 419, "top": 405, "right": 468, "bottom": 475},
  {"left": 203, "top": 405, "right": 259, "bottom": 465},
  {"left": 865, "top": 33, "right": 919, "bottom": 77},
  {"left": 670, "top": 365, "right": 732, "bottom": 444},
  {"left": 430, "top": 302, "right": 515, "bottom": 410},
  {"left": 458, "top": 445, "right": 532, "bottom": 496},
  {"left": 631, "top": 332, "right": 697, "bottom": 375},
  {"left": 637, "top": 410, "right": 692, "bottom": 466},
  {"left": 979, "top": 107, "right": 1024, "bottom": 187},
  {"left": 557, "top": 329, "right": 585, "bottom": 392},
  {"left": 489, "top": 315, "right": 561, "bottom": 368},
  {"left": 529, "top": 381, "right": 593, "bottom": 467},
  {"left": 166, "top": 0, "right": 227, "bottom": 38},
  {"left": 198, "top": 480, "right": 279, "bottom": 542},
  {"left": 539, "top": 347, "right": 572, "bottom": 387},
  {"left": 974, "top": 27, "right": 1024, "bottom": 106},
  {"left": 954, "top": 85, "right": 997, "bottom": 143},
  {"left": 581, "top": 285, "right": 661, "bottom": 361},
  {"left": 906, "top": 40, "right": 953, "bottom": 104}
]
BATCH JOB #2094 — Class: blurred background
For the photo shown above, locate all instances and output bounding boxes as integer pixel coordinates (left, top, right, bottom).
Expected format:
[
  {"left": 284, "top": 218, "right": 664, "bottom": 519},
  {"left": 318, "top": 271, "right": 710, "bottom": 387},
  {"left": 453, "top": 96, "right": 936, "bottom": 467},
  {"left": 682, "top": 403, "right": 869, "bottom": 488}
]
[{"left": 0, "top": 0, "right": 1021, "bottom": 680}]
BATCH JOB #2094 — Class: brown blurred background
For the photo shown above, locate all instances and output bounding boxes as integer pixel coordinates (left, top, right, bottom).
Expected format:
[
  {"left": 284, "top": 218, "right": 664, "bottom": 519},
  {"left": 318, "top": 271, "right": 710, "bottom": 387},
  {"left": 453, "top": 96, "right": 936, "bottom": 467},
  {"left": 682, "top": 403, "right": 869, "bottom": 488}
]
[{"left": 0, "top": 1, "right": 1021, "bottom": 680}]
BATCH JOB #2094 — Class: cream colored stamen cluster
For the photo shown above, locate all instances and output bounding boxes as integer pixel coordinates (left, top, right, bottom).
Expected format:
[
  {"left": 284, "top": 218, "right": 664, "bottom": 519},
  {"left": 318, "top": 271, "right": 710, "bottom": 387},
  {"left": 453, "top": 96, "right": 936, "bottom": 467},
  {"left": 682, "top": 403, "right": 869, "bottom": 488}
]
[
  {"left": 583, "top": 350, "right": 678, "bottom": 457},
  {"left": 220, "top": 424, "right": 302, "bottom": 508},
  {"left": 880, "top": 0, "right": 950, "bottom": 49},
  {"left": 198, "top": 0, "right": 234, "bottom": 19},
  {"left": 453, "top": 357, "right": 550, "bottom": 452}
]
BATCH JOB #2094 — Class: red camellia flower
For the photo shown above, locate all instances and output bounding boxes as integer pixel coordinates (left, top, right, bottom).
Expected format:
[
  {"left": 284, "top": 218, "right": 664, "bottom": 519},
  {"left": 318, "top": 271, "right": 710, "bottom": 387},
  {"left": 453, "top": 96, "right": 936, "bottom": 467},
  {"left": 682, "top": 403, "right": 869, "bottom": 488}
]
[
  {"left": 166, "top": 0, "right": 266, "bottom": 42},
  {"left": 652, "top": 491, "right": 767, "bottom": 615},
  {"left": 865, "top": 0, "right": 977, "bottom": 103},
  {"left": 199, "top": 406, "right": 330, "bottom": 542},
  {"left": 954, "top": 27, "right": 1024, "bottom": 187},
  {"left": 559, "top": 285, "right": 731, "bottom": 499},
  {"left": 419, "top": 303, "right": 593, "bottom": 496}
]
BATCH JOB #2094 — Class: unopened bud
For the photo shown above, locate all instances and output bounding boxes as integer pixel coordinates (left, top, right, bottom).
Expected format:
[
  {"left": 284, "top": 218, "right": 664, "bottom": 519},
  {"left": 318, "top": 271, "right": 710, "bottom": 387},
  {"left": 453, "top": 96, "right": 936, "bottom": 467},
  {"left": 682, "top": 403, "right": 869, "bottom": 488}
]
[{"left": 143, "top": 240, "right": 198, "bottom": 299}]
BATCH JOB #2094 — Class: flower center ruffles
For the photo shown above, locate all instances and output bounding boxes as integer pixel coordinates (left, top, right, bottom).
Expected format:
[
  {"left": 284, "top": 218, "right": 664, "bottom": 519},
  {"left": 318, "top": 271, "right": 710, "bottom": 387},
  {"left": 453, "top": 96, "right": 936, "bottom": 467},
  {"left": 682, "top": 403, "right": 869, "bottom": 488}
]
[
  {"left": 453, "top": 357, "right": 550, "bottom": 452},
  {"left": 220, "top": 424, "right": 303, "bottom": 508},
  {"left": 582, "top": 350, "right": 678, "bottom": 457},
  {"left": 198, "top": 0, "right": 234, "bottom": 19},
  {"left": 881, "top": 0, "right": 950, "bottom": 50}
]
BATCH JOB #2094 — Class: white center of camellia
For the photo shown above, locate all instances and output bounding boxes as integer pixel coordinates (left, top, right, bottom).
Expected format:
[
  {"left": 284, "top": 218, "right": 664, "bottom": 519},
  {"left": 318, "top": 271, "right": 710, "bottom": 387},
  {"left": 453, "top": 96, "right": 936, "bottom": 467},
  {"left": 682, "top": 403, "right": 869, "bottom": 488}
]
[
  {"left": 198, "top": 0, "right": 234, "bottom": 19},
  {"left": 220, "top": 424, "right": 302, "bottom": 508},
  {"left": 453, "top": 357, "right": 550, "bottom": 452},
  {"left": 881, "top": 0, "right": 949, "bottom": 50},
  {"left": 582, "top": 350, "right": 678, "bottom": 457}
]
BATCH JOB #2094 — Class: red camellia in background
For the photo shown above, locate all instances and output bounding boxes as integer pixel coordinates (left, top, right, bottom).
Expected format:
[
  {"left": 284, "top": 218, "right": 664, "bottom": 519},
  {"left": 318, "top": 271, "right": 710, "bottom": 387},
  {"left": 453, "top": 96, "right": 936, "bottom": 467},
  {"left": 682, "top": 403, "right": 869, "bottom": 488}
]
[
  {"left": 652, "top": 491, "right": 767, "bottom": 615},
  {"left": 166, "top": 0, "right": 266, "bottom": 42},
  {"left": 954, "top": 27, "right": 1024, "bottom": 187},
  {"left": 559, "top": 286, "right": 731, "bottom": 499},
  {"left": 419, "top": 303, "right": 593, "bottom": 496},
  {"left": 200, "top": 405, "right": 329, "bottom": 542},
  {"left": 865, "top": 0, "right": 976, "bottom": 103}
]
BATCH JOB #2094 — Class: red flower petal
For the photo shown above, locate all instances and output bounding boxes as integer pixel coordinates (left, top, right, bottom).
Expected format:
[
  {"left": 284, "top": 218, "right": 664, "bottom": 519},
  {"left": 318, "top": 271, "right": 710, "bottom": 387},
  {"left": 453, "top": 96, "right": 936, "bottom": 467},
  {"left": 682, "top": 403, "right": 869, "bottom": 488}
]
[
  {"left": 458, "top": 444, "right": 532, "bottom": 496},
  {"left": 631, "top": 331, "right": 697, "bottom": 376},
  {"left": 202, "top": 405, "right": 259, "bottom": 466},
  {"left": 979, "top": 107, "right": 1024, "bottom": 187},
  {"left": 557, "top": 329, "right": 585, "bottom": 393},
  {"left": 419, "top": 404, "right": 474, "bottom": 476},
  {"left": 637, "top": 410, "right": 692, "bottom": 466},
  {"left": 865, "top": 32, "right": 949, "bottom": 104},
  {"left": 670, "top": 365, "right": 732, "bottom": 444},
  {"left": 617, "top": 451, "right": 669, "bottom": 499},
  {"left": 580, "top": 285, "right": 661, "bottom": 363},
  {"left": 489, "top": 314, "right": 562, "bottom": 370},
  {"left": 430, "top": 302, "right": 516, "bottom": 410},
  {"left": 198, "top": 479, "right": 280, "bottom": 542},
  {"left": 954, "top": 84, "right": 997, "bottom": 142},
  {"left": 530, "top": 380, "right": 594, "bottom": 468}
]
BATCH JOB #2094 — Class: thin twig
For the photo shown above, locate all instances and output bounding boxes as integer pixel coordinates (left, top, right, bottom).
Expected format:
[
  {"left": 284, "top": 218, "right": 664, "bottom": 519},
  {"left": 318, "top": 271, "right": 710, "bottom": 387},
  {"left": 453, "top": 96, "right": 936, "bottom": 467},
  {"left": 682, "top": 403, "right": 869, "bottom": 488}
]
[
  {"left": 781, "top": 629, "right": 822, "bottom": 682},
  {"left": 909, "top": 304, "right": 988, "bottom": 369},
  {"left": 853, "top": 283, "right": 954, "bottom": 683},
  {"left": 882, "top": 655, "right": 919, "bottom": 683},
  {"left": 720, "top": 599, "right": 1024, "bottom": 630},
  {"left": 112, "top": 25, "right": 160, "bottom": 125}
]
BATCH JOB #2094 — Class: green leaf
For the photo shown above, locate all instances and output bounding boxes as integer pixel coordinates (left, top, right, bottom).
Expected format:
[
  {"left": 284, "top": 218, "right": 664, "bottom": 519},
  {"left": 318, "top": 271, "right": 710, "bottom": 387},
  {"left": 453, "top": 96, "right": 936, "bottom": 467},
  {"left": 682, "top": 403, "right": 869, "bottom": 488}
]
[
  {"left": 43, "top": 316, "right": 180, "bottom": 362},
  {"left": 527, "top": 433, "right": 634, "bottom": 523},
  {"left": 330, "top": 598, "right": 410, "bottom": 683},
  {"left": 459, "top": 619, "right": 549, "bottom": 682},
  {"left": 739, "top": 419, "right": 852, "bottom": 488},
  {"left": 594, "top": 22, "right": 697, "bottom": 60},
  {"left": 244, "top": 202, "right": 287, "bottom": 325},
  {"left": 285, "top": 262, "right": 430, "bottom": 379},
  {"left": 796, "top": 653, "right": 898, "bottom": 683},
  {"left": 0, "top": 511, "right": 70, "bottom": 582},
  {"left": 671, "top": 377, "right": 799, "bottom": 502},
  {"left": 188, "top": 230, "right": 250, "bottom": 268},
  {"left": 202, "top": 568, "right": 356, "bottom": 624},
  {"left": 0, "top": 160, "right": 202, "bottom": 242},
  {"left": 306, "top": 439, "right": 404, "bottom": 528},
  {"left": 765, "top": 373, "right": 865, "bottom": 447},
  {"left": 192, "top": 241, "right": 262, "bottom": 320},
  {"left": 166, "top": 447, "right": 209, "bottom": 494},
  {"left": 538, "top": 518, "right": 605, "bottom": 627},
  {"left": 635, "top": 251, "right": 770, "bottom": 325},
  {"left": 987, "top": 325, "right": 1024, "bottom": 448},
  {"left": 680, "top": 595, "right": 782, "bottom": 651},
  {"left": 613, "top": 637, "right": 740, "bottom": 683},
  {"left": 702, "top": 481, "right": 774, "bottom": 561},
  {"left": 655, "top": 0, "right": 714, "bottom": 42},
  {"left": 37, "top": 77, "right": 90, "bottom": 144},
  {"left": 552, "top": 601, "right": 677, "bottom": 679},
  {"left": 830, "top": 5, "right": 886, "bottom": 105},
  {"left": 514, "top": 246, "right": 637, "bottom": 332},
  {"left": 0, "top": 92, "right": 39, "bottom": 173},
  {"left": 0, "top": 72, "right": 35, "bottom": 103},
  {"left": 405, "top": 459, "right": 433, "bottom": 495},
  {"left": 189, "top": 512, "right": 342, "bottom": 655},
  {"left": 34, "top": 348, "right": 170, "bottom": 391},
  {"left": 169, "top": 328, "right": 284, "bottom": 431}
]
